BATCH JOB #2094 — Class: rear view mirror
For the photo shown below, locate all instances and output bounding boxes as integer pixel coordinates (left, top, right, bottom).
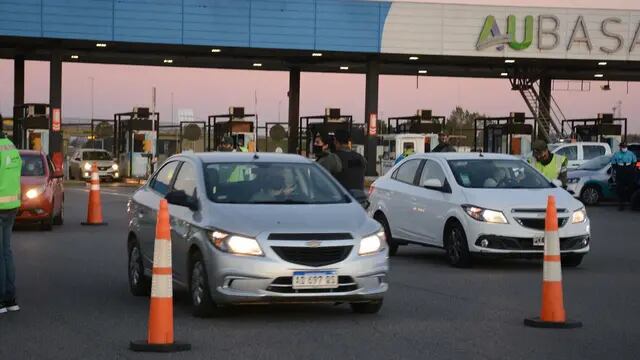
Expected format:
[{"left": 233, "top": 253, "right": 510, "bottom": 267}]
[{"left": 165, "top": 190, "right": 199, "bottom": 211}]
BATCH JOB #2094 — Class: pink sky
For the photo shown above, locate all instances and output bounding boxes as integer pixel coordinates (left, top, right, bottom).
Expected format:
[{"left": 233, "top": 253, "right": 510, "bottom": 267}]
[{"left": 0, "top": 0, "right": 638, "bottom": 132}]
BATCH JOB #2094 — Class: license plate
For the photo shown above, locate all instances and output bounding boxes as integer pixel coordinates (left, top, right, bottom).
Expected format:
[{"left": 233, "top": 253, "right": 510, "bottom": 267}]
[
  {"left": 533, "top": 235, "right": 545, "bottom": 247},
  {"left": 292, "top": 271, "right": 338, "bottom": 289}
]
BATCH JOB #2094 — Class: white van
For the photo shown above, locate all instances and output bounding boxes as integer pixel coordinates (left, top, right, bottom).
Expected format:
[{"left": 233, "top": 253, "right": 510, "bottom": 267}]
[{"left": 549, "top": 142, "right": 612, "bottom": 170}]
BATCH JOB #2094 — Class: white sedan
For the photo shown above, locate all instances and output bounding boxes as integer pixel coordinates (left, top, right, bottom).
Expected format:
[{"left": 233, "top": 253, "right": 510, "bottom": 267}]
[{"left": 368, "top": 153, "right": 590, "bottom": 268}]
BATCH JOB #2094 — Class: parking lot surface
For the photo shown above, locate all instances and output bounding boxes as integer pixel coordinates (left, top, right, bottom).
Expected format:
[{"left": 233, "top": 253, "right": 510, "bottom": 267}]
[{"left": 1, "top": 184, "right": 638, "bottom": 360}]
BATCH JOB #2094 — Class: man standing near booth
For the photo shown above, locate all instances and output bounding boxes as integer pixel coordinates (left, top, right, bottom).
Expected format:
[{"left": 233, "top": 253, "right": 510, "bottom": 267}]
[
  {"left": 0, "top": 119, "right": 22, "bottom": 314},
  {"left": 611, "top": 141, "right": 638, "bottom": 211}
]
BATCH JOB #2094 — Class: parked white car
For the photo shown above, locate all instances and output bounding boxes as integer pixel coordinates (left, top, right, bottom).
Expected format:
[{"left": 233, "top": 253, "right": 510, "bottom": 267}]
[
  {"left": 368, "top": 153, "right": 591, "bottom": 268},
  {"left": 549, "top": 142, "right": 612, "bottom": 170}
]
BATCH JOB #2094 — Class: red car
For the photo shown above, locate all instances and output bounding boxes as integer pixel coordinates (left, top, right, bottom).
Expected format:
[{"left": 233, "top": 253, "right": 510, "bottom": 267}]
[{"left": 17, "top": 150, "right": 65, "bottom": 230}]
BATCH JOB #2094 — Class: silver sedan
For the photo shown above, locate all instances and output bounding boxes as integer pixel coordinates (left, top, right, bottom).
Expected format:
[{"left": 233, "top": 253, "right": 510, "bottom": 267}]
[{"left": 127, "top": 152, "right": 388, "bottom": 316}]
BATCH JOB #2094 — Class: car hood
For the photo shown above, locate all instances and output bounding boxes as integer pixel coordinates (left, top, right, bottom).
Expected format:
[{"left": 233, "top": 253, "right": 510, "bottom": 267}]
[
  {"left": 21, "top": 176, "right": 47, "bottom": 187},
  {"left": 203, "top": 202, "right": 375, "bottom": 238},
  {"left": 461, "top": 187, "right": 583, "bottom": 212},
  {"left": 568, "top": 169, "right": 598, "bottom": 178},
  {"left": 84, "top": 160, "right": 115, "bottom": 167}
]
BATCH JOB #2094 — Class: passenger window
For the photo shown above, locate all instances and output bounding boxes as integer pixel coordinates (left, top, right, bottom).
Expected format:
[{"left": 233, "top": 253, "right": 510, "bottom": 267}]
[
  {"left": 150, "top": 161, "right": 179, "bottom": 196},
  {"left": 392, "top": 159, "right": 421, "bottom": 185},
  {"left": 172, "top": 162, "right": 197, "bottom": 198},
  {"left": 555, "top": 146, "right": 577, "bottom": 161},
  {"left": 419, "top": 161, "right": 447, "bottom": 187},
  {"left": 583, "top": 145, "right": 606, "bottom": 160}
]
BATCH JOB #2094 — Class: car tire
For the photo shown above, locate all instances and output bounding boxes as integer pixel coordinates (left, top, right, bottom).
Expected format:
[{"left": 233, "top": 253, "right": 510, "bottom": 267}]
[
  {"left": 41, "top": 216, "right": 53, "bottom": 231},
  {"left": 350, "top": 300, "right": 383, "bottom": 314},
  {"left": 190, "top": 252, "right": 219, "bottom": 317},
  {"left": 444, "top": 222, "right": 472, "bottom": 268},
  {"left": 562, "top": 254, "right": 584, "bottom": 268},
  {"left": 128, "top": 241, "right": 151, "bottom": 296},
  {"left": 53, "top": 198, "right": 64, "bottom": 225},
  {"left": 631, "top": 190, "right": 640, "bottom": 211},
  {"left": 580, "top": 185, "right": 601, "bottom": 206},
  {"left": 374, "top": 213, "right": 398, "bottom": 257}
]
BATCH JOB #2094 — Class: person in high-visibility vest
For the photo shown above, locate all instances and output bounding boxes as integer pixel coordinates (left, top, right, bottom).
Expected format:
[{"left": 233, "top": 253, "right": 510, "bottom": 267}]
[
  {"left": 529, "top": 139, "right": 568, "bottom": 188},
  {"left": 0, "top": 124, "right": 22, "bottom": 314}
]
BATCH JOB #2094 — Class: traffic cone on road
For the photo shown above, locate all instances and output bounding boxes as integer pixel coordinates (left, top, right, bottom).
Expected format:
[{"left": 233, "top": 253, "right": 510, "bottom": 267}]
[
  {"left": 524, "top": 195, "right": 582, "bottom": 329},
  {"left": 81, "top": 162, "right": 107, "bottom": 226},
  {"left": 130, "top": 199, "right": 191, "bottom": 352}
]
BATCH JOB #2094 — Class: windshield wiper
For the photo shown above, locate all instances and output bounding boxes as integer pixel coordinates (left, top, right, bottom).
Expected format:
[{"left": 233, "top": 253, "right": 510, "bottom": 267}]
[{"left": 251, "top": 200, "right": 311, "bottom": 204}]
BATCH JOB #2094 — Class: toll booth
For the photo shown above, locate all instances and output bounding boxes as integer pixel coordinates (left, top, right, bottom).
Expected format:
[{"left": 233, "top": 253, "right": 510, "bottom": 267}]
[
  {"left": 12, "top": 104, "right": 52, "bottom": 154},
  {"left": 158, "top": 125, "right": 180, "bottom": 164},
  {"left": 563, "top": 113, "right": 627, "bottom": 149},
  {"left": 474, "top": 112, "right": 535, "bottom": 155},
  {"left": 208, "top": 107, "right": 257, "bottom": 151},
  {"left": 298, "top": 108, "right": 353, "bottom": 157},
  {"left": 115, "top": 108, "right": 159, "bottom": 179},
  {"left": 386, "top": 109, "right": 446, "bottom": 152},
  {"left": 378, "top": 133, "right": 427, "bottom": 175}
]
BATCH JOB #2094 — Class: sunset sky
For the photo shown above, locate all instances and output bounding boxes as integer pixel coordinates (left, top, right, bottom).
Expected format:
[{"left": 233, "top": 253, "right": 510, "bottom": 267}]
[{"left": 0, "top": 0, "right": 638, "bottom": 132}]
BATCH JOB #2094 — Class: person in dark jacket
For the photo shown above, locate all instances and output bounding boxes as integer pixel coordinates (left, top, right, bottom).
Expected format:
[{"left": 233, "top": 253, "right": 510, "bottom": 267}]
[
  {"left": 313, "top": 132, "right": 342, "bottom": 176},
  {"left": 611, "top": 141, "right": 638, "bottom": 211},
  {"left": 432, "top": 132, "right": 456, "bottom": 153},
  {"left": 333, "top": 129, "right": 366, "bottom": 192}
]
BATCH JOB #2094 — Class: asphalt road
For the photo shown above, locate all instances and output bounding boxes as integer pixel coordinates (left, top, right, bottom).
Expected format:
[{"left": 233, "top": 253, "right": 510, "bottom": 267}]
[{"left": 1, "top": 185, "right": 639, "bottom": 360}]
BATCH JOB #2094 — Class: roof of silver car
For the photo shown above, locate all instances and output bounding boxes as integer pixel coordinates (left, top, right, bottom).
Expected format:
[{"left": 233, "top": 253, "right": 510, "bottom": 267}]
[
  {"left": 178, "top": 151, "right": 314, "bottom": 164},
  {"left": 415, "top": 152, "right": 522, "bottom": 161}
]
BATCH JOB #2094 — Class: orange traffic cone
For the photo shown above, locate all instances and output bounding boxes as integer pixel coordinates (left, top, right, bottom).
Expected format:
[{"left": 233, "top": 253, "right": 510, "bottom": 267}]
[
  {"left": 81, "top": 162, "right": 107, "bottom": 226},
  {"left": 524, "top": 195, "right": 582, "bottom": 329},
  {"left": 130, "top": 199, "right": 190, "bottom": 352}
]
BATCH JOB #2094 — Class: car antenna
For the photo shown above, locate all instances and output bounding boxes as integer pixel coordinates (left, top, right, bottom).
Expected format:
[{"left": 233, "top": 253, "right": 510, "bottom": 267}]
[{"left": 253, "top": 153, "right": 260, "bottom": 160}]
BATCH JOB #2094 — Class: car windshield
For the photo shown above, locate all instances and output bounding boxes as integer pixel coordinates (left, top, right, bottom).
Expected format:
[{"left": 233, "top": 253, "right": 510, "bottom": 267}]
[
  {"left": 448, "top": 159, "right": 552, "bottom": 189},
  {"left": 83, "top": 151, "right": 112, "bottom": 161},
  {"left": 578, "top": 155, "right": 611, "bottom": 170},
  {"left": 203, "top": 162, "right": 349, "bottom": 205},
  {"left": 21, "top": 154, "right": 45, "bottom": 176}
]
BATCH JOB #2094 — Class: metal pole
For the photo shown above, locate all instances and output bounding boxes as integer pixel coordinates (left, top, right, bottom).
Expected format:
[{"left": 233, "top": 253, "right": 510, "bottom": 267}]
[{"left": 89, "top": 76, "right": 94, "bottom": 120}]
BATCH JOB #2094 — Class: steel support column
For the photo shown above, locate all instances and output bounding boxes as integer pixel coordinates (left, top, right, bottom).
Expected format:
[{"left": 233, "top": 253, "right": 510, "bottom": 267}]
[
  {"left": 49, "top": 51, "right": 63, "bottom": 168},
  {"left": 364, "top": 60, "right": 379, "bottom": 176},
  {"left": 538, "top": 77, "right": 552, "bottom": 141},
  {"left": 287, "top": 68, "right": 300, "bottom": 154},
  {"left": 12, "top": 55, "right": 24, "bottom": 146}
]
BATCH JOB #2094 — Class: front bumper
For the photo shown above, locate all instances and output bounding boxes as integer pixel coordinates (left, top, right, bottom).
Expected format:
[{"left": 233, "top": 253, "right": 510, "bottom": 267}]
[
  {"left": 82, "top": 170, "right": 120, "bottom": 180},
  {"left": 205, "top": 242, "right": 389, "bottom": 305},
  {"left": 16, "top": 198, "right": 53, "bottom": 222}
]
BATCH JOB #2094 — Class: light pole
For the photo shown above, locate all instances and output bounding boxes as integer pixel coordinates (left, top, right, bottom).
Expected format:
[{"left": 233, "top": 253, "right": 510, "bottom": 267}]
[{"left": 89, "top": 76, "right": 94, "bottom": 120}]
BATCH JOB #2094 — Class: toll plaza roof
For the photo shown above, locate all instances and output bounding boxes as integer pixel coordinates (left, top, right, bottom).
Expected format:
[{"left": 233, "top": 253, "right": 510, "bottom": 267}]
[{"left": 2, "top": 0, "right": 640, "bottom": 80}]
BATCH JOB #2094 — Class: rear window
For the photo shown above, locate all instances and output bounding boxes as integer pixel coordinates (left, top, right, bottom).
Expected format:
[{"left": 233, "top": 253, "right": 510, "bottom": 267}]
[{"left": 21, "top": 154, "right": 45, "bottom": 176}]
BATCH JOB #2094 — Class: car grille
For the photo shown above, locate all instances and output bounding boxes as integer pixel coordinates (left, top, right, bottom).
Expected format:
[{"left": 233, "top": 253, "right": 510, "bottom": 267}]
[
  {"left": 267, "top": 276, "right": 358, "bottom": 294},
  {"left": 98, "top": 166, "right": 111, "bottom": 171},
  {"left": 268, "top": 233, "right": 353, "bottom": 241},
  {"left": 271, "top": 246, "right": 353, "bottom": 267},
  {"left": 512, "top": 208, "right": 568, "bottom": 213},
  {"left": 475, "top": 235, "right": 589, "bottom": 251},
  {"left": 515, "top": 217, "right": 569, "bottom": 230}
]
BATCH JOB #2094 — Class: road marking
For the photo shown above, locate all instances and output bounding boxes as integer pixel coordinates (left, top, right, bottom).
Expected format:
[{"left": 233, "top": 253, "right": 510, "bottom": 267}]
[{"left": 66, "top": 188, "right": 132, "bottom": 198}]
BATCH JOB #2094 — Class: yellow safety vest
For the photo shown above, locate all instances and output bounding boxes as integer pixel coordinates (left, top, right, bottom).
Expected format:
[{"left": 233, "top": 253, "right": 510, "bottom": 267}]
[
  {"left": 0, "top": 137, "right": 22, "bottom": 210},
  {"left": 530, "top": 154, "right": 567, "bottom": 181}
]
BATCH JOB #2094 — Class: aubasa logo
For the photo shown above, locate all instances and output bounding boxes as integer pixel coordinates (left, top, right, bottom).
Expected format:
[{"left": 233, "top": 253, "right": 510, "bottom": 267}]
[
  {"left": 477, "top": 14, "right": 640, "bottom": 54},
  {"left": 476, "top": 15, "right": 533, "bottom": 51}
]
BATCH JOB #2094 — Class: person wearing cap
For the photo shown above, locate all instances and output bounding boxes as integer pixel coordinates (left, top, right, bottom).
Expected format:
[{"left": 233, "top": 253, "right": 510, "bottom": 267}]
[
  {"left": 313, "top": 132, "right": 342, "bottom": 176},
  {"left": 611, "top": 141, "right": 638, "bottom": 211},
  {"left": 217, "top": 135, "right": 234, "bottom": 152},
  {"left": 432, "top": 132, "right": 456, "bottom": 153},
  {"left": 0, "top": 117, "right": 22, "bottom": 314},
  {"left": 529, "top": 139, "right": 568, "bottom": 188}
]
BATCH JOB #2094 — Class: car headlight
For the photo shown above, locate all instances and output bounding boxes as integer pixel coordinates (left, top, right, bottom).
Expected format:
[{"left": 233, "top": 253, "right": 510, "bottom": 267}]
[
  {"left": 83, "top": 162, "right": 92, "bottom": 171},
  {"left": 208, "top": 230, "right": 263, "bottom": 256},
  {"left": 567, "top": 177, "right": 580, "bottom": 184},
  {"left": 572, "top": 208, "right": 587, "bottom": 224},
  {"left": 25, "top": 185, "right": 46, "bottom": 199},
  {"left": 358, "top": 230, "right": 386, "bottom": 256},
  {"left": 462, "top": 205, "right": 508, "bottom": 224},
  {"left": 112, "top": 163, "right": 119, "bottom": 171}
]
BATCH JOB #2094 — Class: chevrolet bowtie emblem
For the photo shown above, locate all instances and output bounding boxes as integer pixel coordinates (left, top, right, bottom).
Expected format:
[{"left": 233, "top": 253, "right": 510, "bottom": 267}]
[{"left": 306, "top": 240, "right": 322, "bottom": 248}]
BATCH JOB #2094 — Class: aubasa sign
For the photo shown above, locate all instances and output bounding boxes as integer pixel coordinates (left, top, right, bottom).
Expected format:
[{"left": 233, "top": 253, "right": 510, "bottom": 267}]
[{"left": 477, "top": 15, "right": 640, "bottom": 54}]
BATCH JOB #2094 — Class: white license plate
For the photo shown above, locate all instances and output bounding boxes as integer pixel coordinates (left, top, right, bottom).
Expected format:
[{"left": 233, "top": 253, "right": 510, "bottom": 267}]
[
  {"left": 533, "top": 235, "right": 545, "bottom": 247},
  {"left": 292, "top": 271, "right": 338, "bottom": 289}
]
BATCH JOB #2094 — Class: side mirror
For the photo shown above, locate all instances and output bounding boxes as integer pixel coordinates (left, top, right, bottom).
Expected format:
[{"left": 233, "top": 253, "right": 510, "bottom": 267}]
[
  {"left": 607, "top": 167, "right": 612, "bottom": 175},
  {"left": 165, "top": 190, "right": 199, "bottom": 211},
  {"left": 423, "top": 178, "right": 443, "bottom": 188},
  {"left": 349, "top": 189, "right": 370, "bottom": 209}
]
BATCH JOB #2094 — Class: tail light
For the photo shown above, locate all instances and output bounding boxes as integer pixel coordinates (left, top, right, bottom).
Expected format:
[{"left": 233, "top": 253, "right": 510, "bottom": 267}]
[{"left": 368, "top": 184, "right": 376, "bottom": 197}]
